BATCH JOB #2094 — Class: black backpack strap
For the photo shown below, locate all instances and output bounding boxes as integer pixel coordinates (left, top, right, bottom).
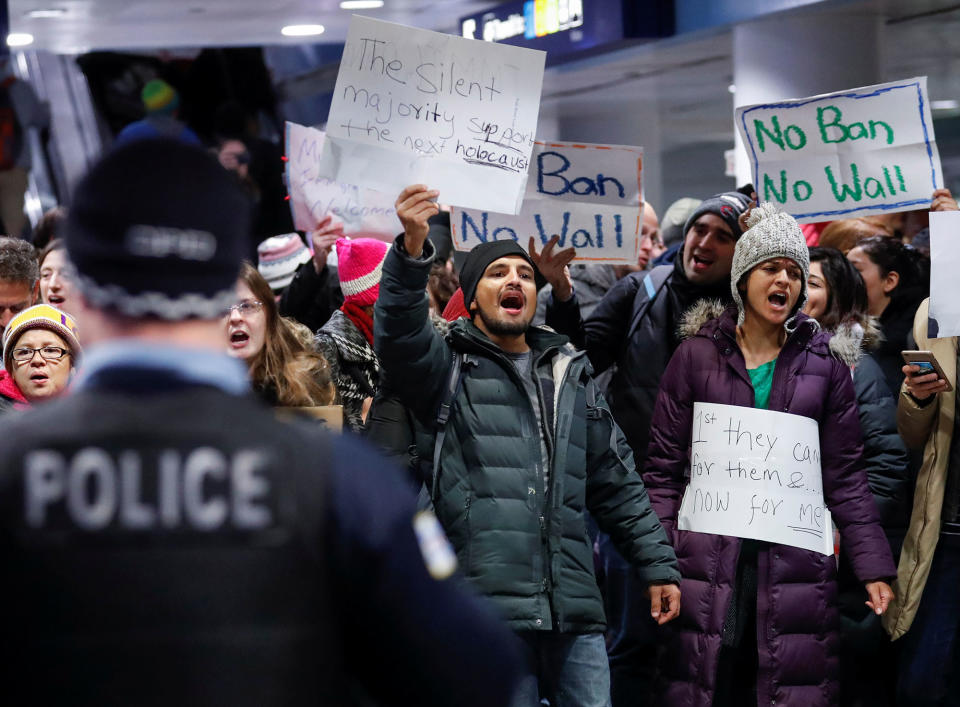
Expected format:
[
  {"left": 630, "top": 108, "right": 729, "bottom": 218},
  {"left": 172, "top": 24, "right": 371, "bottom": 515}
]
[
  {"left": 430, "top": 350, "right": 465, "bottom": 500},
  {"left": 621, "top": 267, "right": 672, "bottom": 360}
]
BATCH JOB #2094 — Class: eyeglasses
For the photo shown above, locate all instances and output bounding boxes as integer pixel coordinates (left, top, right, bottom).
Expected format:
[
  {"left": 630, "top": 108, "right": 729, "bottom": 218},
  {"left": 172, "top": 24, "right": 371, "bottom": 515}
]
[
  {"left": 226, "top": 300, "right": 263, "bottom": 316},
  {"left": 12, "top": 346, "right": 71, "bottom": 363}
]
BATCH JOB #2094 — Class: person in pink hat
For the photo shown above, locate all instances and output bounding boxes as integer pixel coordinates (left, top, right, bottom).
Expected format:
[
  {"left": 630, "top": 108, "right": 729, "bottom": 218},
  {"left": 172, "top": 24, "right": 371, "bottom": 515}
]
[{"left": 314, "top": 237, "right": 389, "bottom": 432}]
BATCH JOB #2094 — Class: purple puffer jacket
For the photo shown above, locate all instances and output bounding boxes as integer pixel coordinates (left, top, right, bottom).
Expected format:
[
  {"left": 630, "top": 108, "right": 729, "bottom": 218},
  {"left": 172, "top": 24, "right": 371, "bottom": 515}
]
[{"left": 643, "top": 305, "right": 897, "bottom": 707}]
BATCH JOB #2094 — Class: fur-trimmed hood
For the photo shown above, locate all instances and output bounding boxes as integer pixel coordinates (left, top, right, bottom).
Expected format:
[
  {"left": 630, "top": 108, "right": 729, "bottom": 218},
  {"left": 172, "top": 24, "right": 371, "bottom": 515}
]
[{"left": 676, "top": 298, "right": 878, "bottom": 367}]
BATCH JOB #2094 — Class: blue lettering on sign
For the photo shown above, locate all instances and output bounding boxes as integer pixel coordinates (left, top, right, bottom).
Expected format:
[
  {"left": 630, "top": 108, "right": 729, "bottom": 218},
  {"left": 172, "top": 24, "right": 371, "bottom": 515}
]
[
  {"left": 532, "top": 212, "right": 623, "bottom": 249},
  {"left": 459, "top": 211, "right": 518, "bottom": 243},
  {"left": 536, "top": 151, "right": 626, "bottom": 198}
]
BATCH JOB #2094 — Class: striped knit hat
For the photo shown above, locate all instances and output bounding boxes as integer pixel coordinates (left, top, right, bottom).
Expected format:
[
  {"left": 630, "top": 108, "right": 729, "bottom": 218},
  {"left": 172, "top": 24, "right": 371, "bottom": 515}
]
[
  {"left": 335, "top": 237, "right": 389, "bottom": 306},
  {"left": 257, "top": 233, "right": 311, "bottom": 292},
  {"left": 141, "top": 79, "right": 179, "bottom": 116},
  {"left": 3, "top": 304, "right": 82, "bottom": 373}
]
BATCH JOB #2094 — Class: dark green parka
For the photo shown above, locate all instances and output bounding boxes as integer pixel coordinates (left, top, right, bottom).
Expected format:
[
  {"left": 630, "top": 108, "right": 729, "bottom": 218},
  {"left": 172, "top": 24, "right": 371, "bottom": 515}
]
[{"left": 374, "top": 237, "right": 679, "bottom": 633}]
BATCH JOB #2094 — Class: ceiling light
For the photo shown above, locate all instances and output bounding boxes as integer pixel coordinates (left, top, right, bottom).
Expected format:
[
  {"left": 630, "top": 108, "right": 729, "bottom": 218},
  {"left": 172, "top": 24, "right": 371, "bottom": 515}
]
[
  {"left": 340, "top": 1, "right": 385, "bottom": 8},
  {"left": 6, "top": 33, "right": 35, "bottom": 47},
  {"left": 281, "top": 24, "right": 326, "bottom": 37},
  {"left": 932, "top": 99, "right": 960, "bottom": 111},
  {"left": 27, "top": 8, "right": 67, "bottom": 18}
]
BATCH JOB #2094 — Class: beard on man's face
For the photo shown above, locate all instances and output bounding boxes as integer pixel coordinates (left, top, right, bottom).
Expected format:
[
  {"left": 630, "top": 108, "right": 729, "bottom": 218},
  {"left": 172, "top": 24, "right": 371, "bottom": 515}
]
[{"left": 474, "top": 302, "right": 531, "bottom": 337}]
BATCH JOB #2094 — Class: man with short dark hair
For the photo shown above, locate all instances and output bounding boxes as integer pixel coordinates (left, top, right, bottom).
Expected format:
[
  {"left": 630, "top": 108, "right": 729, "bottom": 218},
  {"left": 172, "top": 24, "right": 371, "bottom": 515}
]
[
  {"left": 0, "top": 235, "right": 39, "bottom": 334},
  {"left": 0, "top": 141, "right": 521, "bottom": 706},
  {"left": 376, "top": 184, "right": 681, "bottom": 706}
]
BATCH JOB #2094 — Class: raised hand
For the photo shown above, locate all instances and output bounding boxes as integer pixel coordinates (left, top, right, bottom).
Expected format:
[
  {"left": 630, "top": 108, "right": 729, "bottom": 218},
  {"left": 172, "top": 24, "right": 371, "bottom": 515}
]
[
  {"left": 396, "top": 185, "right": 439, "bottom": 258},
  {"left": 528, "top": 235, "right": 576, "bottom": 302},
  {"left": 309, "top": 214, "right": 345, "bottom": 273}
]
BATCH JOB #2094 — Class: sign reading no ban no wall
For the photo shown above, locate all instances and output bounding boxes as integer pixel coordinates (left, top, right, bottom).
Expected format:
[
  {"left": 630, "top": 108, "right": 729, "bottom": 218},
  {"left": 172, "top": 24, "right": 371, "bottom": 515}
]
[{"left": 736, "top": 77, "right": 943, "bottom": 222}]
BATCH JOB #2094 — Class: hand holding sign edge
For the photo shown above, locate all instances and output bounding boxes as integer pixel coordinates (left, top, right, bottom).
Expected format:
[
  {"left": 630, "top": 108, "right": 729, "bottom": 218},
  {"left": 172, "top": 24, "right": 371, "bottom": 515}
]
[
  {"left": 528, "top": 235, "right": 576, "bottom": 302},
  {"left": 396, "top": 184, "right": 439, "bottom": 259}
]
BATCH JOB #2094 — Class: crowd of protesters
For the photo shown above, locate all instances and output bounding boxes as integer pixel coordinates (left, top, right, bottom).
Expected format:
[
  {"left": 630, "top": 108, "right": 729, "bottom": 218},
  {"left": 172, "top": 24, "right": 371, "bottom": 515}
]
[{"left": 0, "top": 76, "right": 959, "bottom": 707}]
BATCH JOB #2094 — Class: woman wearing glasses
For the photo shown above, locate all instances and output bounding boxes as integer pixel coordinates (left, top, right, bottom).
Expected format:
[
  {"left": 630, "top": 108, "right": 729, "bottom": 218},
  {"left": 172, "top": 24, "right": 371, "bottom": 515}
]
[
  {"left": 0, "top": 304, "right": 81, "bottom": 412},
  {"left": 225, "top": 263, "right": 334, "bottom": 409}
]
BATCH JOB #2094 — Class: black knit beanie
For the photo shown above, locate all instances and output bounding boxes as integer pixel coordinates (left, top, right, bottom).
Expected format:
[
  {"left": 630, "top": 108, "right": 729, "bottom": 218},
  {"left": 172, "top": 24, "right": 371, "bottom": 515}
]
[
  {"left": 459, "top": 240, "right": 537, "bottom": 312},
  {"left": 66, "top": 138, "right": 252, "bottom": 320},
  {"left": 682, "top": 191, "right": 753, "bottom": 241}
]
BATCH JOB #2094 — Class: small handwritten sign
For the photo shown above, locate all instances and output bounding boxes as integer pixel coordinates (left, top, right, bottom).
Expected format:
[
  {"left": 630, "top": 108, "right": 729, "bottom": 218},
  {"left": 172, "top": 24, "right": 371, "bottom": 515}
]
[
  {"left": 450, "top": 141, "right": 643, "bottom": 264},
  {"left": 285, "top": 122, "right": 400, "bottom": 240},
  {"left": 736, "top": 77, "right": 942, "bottom": 222},
  {"left": 316, "top": 15, "right": 545, "bottom": 215},
  {"left": 677, "top": 402, "right": 834, "bottom": 555}
]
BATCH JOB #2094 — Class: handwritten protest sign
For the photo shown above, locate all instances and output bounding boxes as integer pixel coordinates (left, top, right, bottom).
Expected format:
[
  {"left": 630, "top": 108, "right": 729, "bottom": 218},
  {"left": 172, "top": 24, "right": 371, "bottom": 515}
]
[
  {"left": 736, "top": 77, "right": 942, "bottom": 222},
  {"left": 286, "top": 122, "right": 402, "bottom": 241},
  {"left": 928, "top": 211, "right": 960, "bottom": 338},
  {"left": 316, "top": 16, "right": 545, "bottom": 215},
  {"left": 285, "top": 122, "right": 399, "bottom": 240},
  {"left": 449, "top": 141, "right": 643, "bottom": 264},
  {"left": 677, "top": 402, "right": 834, "bottom": 555}
]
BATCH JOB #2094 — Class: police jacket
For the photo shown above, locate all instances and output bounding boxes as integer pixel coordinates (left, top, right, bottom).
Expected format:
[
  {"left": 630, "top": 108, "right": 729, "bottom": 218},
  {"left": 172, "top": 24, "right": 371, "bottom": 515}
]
[
  {"left": 374, "top": 238, "right": 680, "bottom": 634},
  {"left": 0, "top": 345, "right": 521, "bottom": 707}
]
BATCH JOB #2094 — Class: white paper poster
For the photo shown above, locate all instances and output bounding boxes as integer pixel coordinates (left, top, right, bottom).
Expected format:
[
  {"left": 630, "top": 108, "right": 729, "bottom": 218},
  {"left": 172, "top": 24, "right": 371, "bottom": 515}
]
[
  {"left": 736, "top": 77, "right": 942, "bottom": 222},
  {"left": 450, "top": 141, "right": 643, "bottom": 264},
  {"left": 677, "top": 402, "right": 834, "bottom": 555},
  {"left": 317, "top": 15, "right": 546, "bottom": 215},
  {"left": 285, "top": 122, "right": 400, "bottom": 240},
  {"left": 929, "top": 210, "right": 960, "bottom": 338}
]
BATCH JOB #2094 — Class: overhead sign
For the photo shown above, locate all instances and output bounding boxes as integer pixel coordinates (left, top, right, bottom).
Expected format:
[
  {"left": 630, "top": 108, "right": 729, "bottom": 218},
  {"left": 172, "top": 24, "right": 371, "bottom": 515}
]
[
  {"left": 736, "top": 77, "right": 942, "bottom": 223},
  {"left": 451, "top": 141, "right": 643, "bottom": 264},
  {"left": 460, "top": 0, "right": 673, "bottom": 66},
  {"left": 677, "top": 402, "right": 834, "bottom": 555},
  {"left": 285, "top": 122, "right": 399, "bottom": 239},
  {"left": 316, "top": 15, "right": 545, "bottom": 215}
]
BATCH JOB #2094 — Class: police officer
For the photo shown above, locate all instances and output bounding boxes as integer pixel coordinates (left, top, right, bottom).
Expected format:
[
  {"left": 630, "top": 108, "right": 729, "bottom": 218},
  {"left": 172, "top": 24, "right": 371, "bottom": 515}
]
[{"left": 0, "top": 139, "right": 521, "bottom": 706}]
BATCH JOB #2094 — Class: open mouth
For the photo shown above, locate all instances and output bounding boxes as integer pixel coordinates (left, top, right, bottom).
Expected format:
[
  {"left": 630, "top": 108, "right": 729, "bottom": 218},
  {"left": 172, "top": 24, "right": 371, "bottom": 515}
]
[
  {"left": 691, "top": 253, "right": 713, "bottom": 271},
  {"left": 499, "top": 290, "right": 525, "bottom": 315},
  {"left": 229, "top": 330, "right": 250, "bottom": 348},
  {"left": 29, "top": 372, "right": 49, "bottom": 384},
  {"left": 768, "top": 291, "right": 788, "bottom": 309},
  {"left": 47, "top": 294, "right": 65, "bottom": 305}
]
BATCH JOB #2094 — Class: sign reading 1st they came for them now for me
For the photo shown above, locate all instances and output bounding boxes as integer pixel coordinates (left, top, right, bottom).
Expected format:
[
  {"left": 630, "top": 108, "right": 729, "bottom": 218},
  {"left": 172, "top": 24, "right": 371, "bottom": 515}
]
[
  {"left": 678, "top": 402, "right": 834, "bottom": 555},
  {"left": 736, "top": 77, "right": 942, "bottom": 222},
  {"left": 316, "top": 15, "right": 546, "bottom": 215}
]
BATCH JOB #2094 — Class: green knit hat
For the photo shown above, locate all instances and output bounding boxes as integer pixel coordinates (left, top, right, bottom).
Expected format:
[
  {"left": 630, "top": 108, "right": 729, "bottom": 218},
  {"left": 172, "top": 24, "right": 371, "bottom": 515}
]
[{"left": 141, "top": 79, "right": 179, "bottom": 115}]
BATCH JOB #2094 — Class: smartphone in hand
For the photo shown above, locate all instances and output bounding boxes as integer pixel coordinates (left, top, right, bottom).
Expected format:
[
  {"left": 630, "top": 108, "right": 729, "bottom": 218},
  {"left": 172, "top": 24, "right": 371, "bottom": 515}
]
[{"left": 902, "top": 350, "right": 953, "bottom": 392}]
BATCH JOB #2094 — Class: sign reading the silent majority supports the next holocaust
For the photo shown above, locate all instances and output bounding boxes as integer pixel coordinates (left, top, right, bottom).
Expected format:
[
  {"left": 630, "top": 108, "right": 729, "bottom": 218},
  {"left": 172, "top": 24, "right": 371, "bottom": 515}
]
[
  {"left": 736, "top": 77, "right": 942, "bottom": 222},
  {"left": 450, "top": 141, "right": 643, "bottom": 264},
  {"left": 317, "top": 15, "right": 545, "bottom": 215}
]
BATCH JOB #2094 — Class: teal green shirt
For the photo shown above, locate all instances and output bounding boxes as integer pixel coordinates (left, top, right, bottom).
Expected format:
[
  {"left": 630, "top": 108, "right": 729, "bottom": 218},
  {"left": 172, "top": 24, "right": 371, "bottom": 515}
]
[{"left": 747, "top": 359, "right": 777, "bottom": 410}]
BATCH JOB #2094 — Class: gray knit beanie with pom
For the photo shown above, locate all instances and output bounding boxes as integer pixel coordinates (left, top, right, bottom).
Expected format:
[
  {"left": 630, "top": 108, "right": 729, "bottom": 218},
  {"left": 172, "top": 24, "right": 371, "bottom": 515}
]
[{"left": 731, "top": 202, "right": 809, "bottom": 327}]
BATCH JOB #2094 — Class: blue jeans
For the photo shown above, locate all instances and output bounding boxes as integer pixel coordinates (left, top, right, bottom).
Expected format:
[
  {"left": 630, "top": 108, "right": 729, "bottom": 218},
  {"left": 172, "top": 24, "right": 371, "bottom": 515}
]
[
  {"left": 511, "top": 631, "right": 611, "bottom": 707},
  {"left": 898, "top": 539, "right": 960, "bottom": 706}
]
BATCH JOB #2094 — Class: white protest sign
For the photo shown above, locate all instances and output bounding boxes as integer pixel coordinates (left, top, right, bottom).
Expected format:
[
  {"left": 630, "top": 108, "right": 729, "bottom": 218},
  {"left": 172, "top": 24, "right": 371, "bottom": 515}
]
[
  {"left": 285, "top": 122, "right": 400, "bottom": 240},
  {"left": 677, "top": 402, "right": 834, "bottom": 555},
  {"left": 929, "top": 210, "right": 960, "bottom": 338},
  {"left": 736, "top": 77, "right": 942, "bottom": 223},
  {"left": 449, "top": 141, "right": 643, "bottom": 264},
  {"left": 317, "top": 16, "right": 546, "bottom": 215}
]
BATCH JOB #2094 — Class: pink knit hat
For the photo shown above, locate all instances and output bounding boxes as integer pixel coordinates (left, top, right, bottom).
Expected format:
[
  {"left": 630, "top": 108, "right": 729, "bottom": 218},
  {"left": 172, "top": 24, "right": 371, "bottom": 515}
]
[{"left": 336, "top": 237, "right": 390, "bottom": 306}]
